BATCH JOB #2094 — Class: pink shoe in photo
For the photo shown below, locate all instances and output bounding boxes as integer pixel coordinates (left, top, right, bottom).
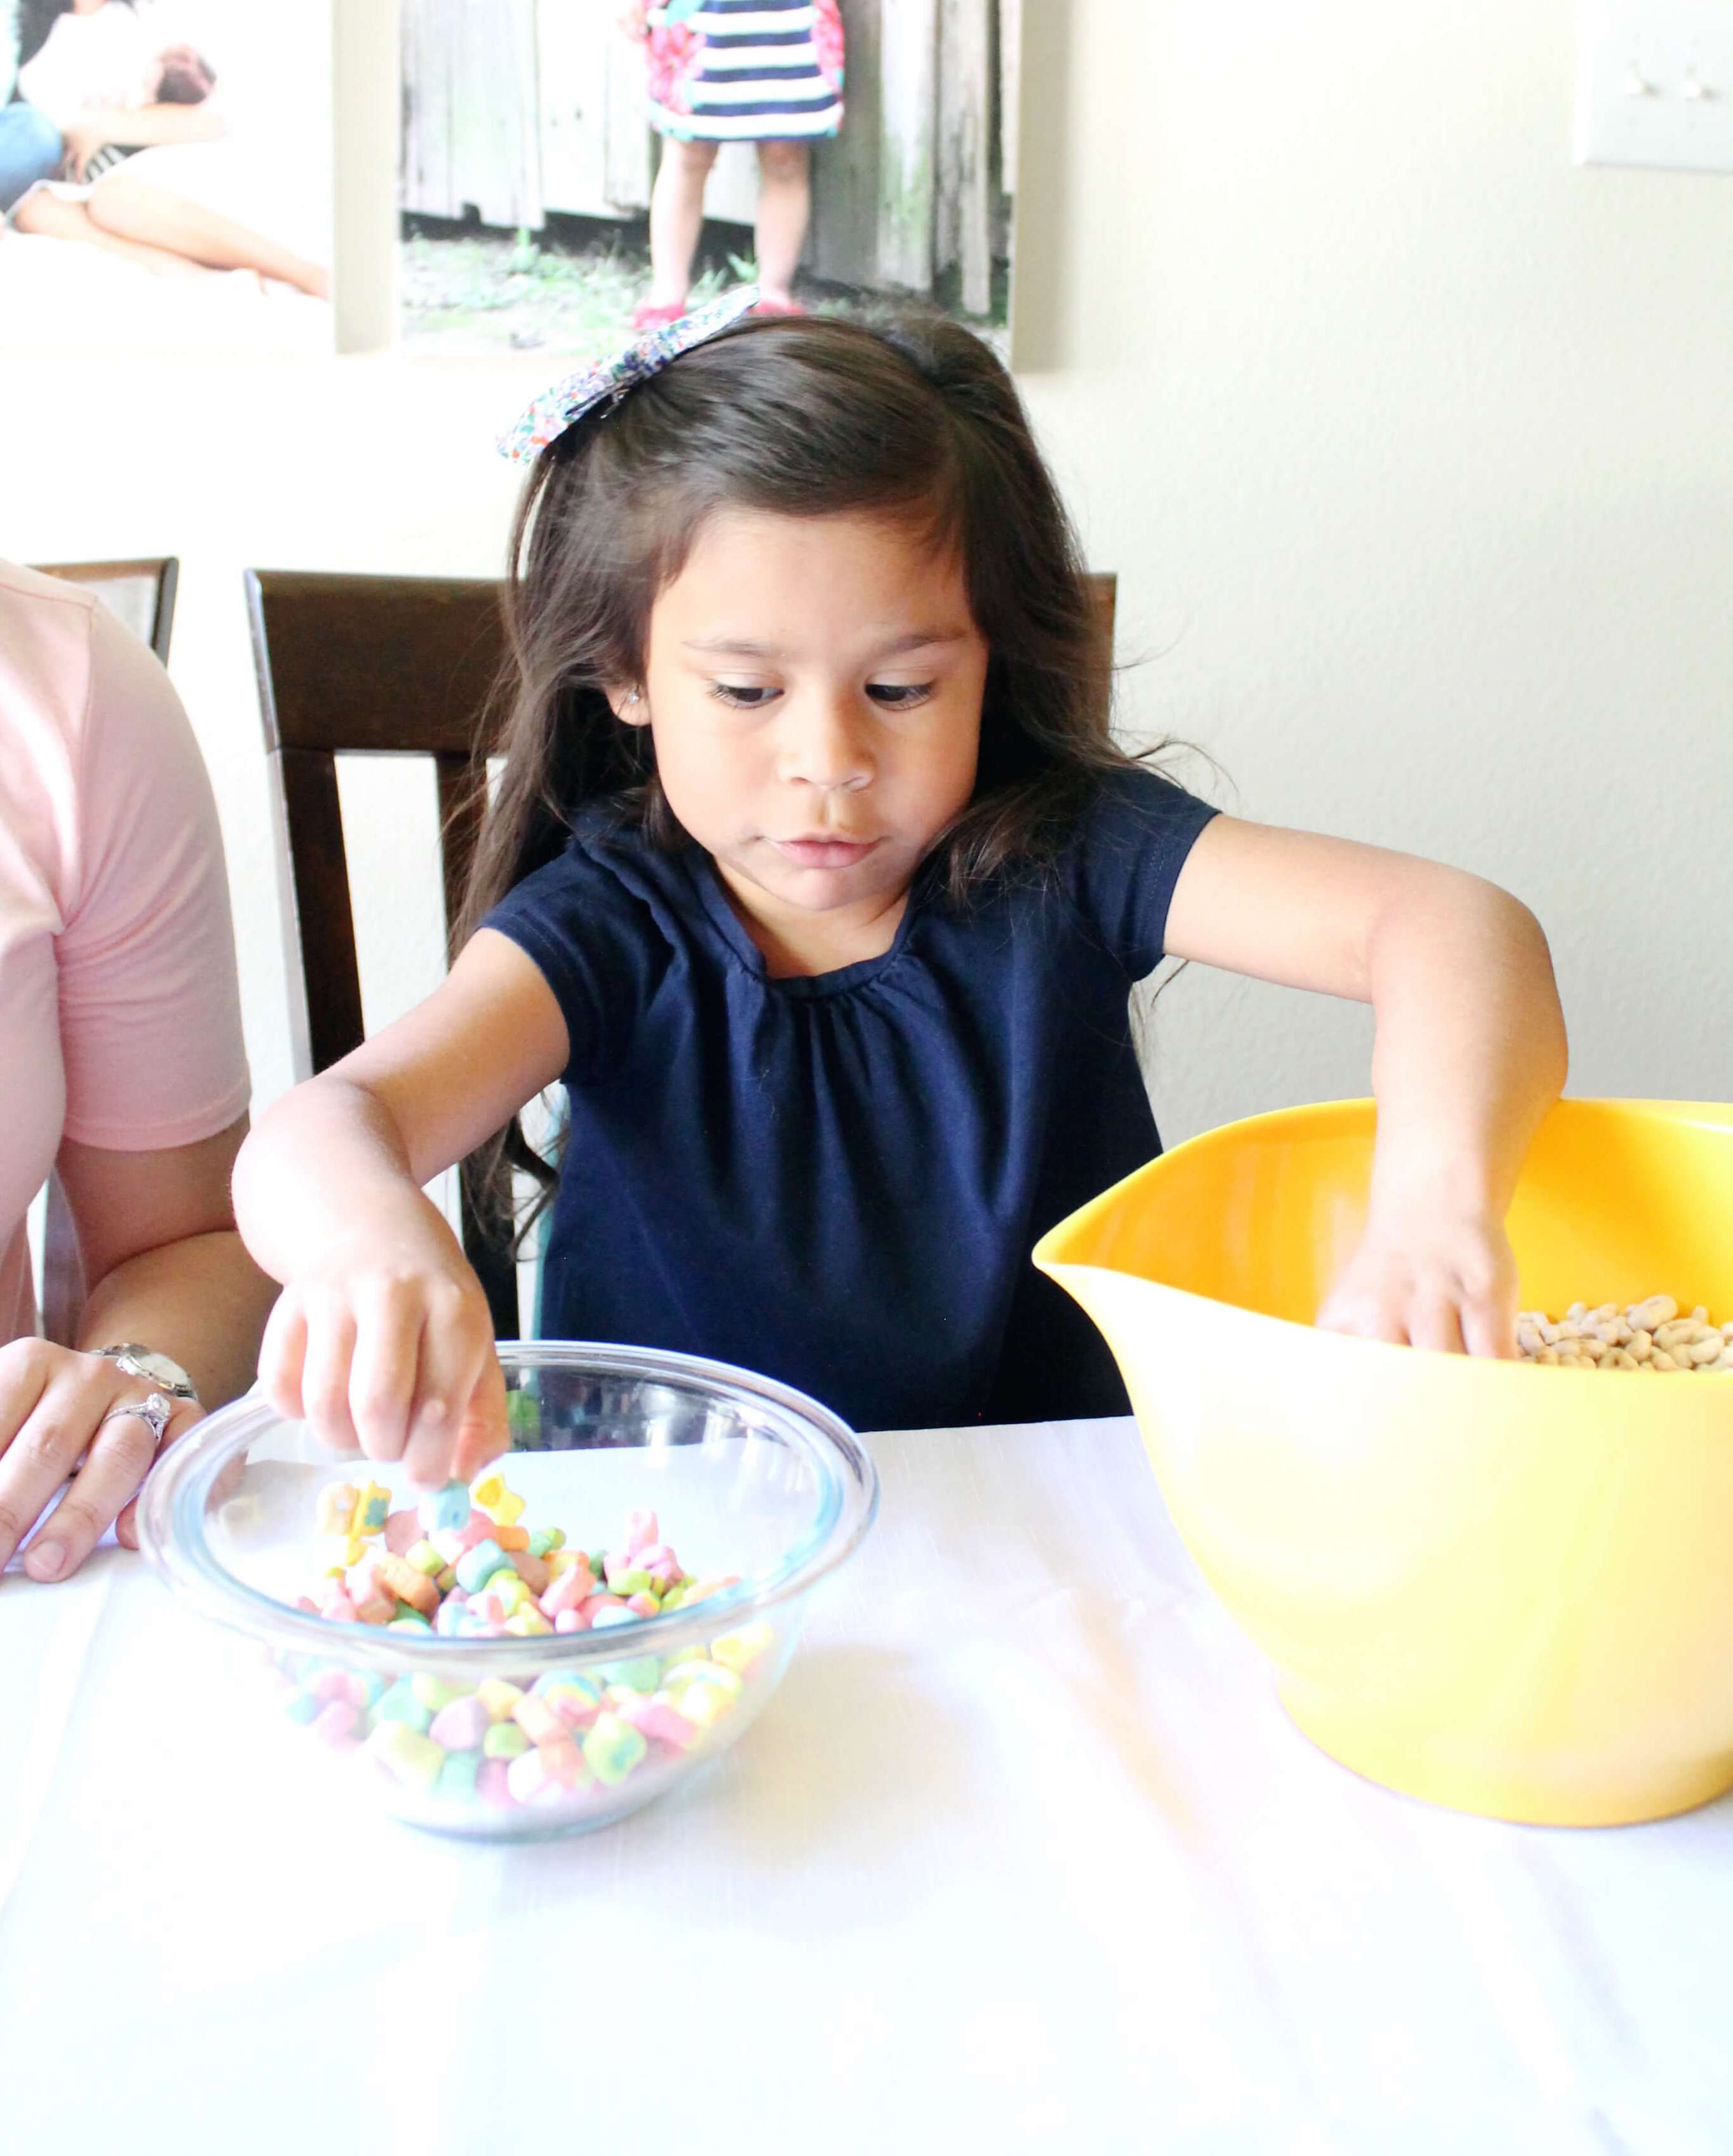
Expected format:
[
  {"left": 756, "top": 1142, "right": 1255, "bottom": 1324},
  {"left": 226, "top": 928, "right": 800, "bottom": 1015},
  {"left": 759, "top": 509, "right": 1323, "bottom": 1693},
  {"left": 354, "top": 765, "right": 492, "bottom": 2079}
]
[
  {"left": 752, "top": 294, "right": 807, "bottom": 318},
  {"left": 631, "top": 299, "right": 688, "bottom": 331}
]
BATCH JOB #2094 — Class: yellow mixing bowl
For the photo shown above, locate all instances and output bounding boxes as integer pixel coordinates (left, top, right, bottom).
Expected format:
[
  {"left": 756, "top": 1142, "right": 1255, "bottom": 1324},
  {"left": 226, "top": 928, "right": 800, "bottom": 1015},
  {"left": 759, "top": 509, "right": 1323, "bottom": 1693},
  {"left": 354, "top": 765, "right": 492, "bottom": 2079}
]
[{"left": 1033, "top": 1097, "right": 1733, "bottom": 1826}]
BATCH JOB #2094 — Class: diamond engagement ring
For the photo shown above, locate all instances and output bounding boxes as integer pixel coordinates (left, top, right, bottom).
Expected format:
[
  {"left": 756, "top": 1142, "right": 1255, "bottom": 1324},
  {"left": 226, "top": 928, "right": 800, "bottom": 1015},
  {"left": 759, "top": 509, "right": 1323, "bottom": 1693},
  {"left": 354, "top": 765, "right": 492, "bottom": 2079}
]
[{"left": 98, "top": 1390, "right": 176, "bottom": 1449}]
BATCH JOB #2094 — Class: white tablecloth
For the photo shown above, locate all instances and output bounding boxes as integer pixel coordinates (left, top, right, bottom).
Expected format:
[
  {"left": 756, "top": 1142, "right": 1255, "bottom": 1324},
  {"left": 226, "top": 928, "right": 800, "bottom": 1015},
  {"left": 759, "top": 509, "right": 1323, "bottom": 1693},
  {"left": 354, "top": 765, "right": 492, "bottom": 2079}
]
[{"left": 2, "top": 1418, "right": 1729, "bottom": 2153}]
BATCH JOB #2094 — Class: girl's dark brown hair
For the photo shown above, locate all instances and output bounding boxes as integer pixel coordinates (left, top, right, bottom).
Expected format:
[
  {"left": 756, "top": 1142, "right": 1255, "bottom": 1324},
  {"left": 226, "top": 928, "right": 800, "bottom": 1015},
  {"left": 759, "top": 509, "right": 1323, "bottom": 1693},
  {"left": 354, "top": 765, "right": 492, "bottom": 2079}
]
[{"left": 459, "top": 308, "right": 1161, "bottom": 1237}]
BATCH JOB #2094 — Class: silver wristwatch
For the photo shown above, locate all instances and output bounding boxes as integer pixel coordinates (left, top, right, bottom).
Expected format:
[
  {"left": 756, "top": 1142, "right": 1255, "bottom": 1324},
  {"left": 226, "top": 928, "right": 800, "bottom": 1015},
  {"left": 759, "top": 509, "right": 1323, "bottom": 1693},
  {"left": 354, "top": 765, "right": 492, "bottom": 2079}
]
[{"left": 94, "top": 1343, "right": 201, "bottom": 1404}]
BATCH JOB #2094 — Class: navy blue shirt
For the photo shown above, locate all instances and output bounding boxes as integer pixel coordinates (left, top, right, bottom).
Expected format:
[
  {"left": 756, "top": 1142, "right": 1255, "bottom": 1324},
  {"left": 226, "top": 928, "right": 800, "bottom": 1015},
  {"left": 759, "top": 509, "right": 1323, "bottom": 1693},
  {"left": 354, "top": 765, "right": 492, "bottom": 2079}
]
[{"left": 485, "top": 768, "right": 1217, "bottom": 1431}]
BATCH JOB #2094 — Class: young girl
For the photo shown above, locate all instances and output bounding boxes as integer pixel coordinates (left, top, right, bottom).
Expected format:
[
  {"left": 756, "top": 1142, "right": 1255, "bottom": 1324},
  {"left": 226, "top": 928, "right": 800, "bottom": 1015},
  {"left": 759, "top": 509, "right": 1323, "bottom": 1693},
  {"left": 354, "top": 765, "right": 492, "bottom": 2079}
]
[
  {"left": 233, "top": 302, "right": 1568, "bottom": 1484},
  {"left": 620, "top": 0, "right": 846, "bottom": 327}
]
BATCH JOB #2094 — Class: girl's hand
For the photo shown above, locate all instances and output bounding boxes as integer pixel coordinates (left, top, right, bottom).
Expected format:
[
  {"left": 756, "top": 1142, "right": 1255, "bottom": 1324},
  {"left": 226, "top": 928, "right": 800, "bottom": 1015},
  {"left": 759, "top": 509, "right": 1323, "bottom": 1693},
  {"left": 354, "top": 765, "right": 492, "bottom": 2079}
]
[
  {"left": 0, "top": 1339, "right": 203, "bottom": 1581},
  {"left": 1317, "top": 1203, "right": 1520, "bottom": 1359},
  {"left": 257, "top": 1197, "right": 509, "bottom": 1487}
]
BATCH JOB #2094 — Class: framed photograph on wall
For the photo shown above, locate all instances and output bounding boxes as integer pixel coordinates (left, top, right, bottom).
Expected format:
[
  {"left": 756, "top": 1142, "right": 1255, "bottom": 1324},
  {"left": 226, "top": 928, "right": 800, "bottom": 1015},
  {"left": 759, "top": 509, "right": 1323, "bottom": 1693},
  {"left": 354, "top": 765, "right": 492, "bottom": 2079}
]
[
  {"left": 398, "top": 0, "right": 1021, "bottom": 357},
  {"left": 0, "top": 0, "right": 334, "bottom": 355}
]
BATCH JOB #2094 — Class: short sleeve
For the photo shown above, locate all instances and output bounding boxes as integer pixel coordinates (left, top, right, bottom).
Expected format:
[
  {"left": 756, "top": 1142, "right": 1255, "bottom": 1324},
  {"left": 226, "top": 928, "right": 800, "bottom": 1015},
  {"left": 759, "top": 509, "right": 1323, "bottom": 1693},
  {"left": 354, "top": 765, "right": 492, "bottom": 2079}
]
[
  {"left": 1060, "top": 764, "right": 1219, "bottom": 979},
  {"left": 56, "top": 603, "right": 250, "bottom": 1150},
  {"left": 480, "top": 835, "right": 677, "bottom": 1087}
]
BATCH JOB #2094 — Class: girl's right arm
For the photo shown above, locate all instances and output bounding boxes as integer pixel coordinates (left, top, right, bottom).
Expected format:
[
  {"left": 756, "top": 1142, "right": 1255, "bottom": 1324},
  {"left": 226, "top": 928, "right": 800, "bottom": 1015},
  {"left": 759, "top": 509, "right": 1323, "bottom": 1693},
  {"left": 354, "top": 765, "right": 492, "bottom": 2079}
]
[{"left": 232, "top": 930, "right": 569, "bottom": 1486}]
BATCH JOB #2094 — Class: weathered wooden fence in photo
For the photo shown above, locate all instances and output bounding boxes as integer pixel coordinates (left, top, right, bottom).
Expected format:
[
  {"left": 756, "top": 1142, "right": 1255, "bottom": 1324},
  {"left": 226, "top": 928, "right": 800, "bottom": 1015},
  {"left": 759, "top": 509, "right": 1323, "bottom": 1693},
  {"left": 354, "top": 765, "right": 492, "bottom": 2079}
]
[{"left": 400, "top": 0, "right": 1020, "bottom": 315}]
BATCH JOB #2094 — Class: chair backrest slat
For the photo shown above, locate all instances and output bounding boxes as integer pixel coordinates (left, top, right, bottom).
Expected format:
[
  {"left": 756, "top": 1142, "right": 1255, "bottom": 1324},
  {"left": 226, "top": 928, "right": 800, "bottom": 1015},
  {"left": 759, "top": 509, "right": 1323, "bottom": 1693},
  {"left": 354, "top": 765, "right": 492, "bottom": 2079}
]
[
  {"left": 31, "top": 557, "right": 180, "bottom": 1348},
  {"left": 277, "top": 744, "right": 366, "bottom": 1075}
]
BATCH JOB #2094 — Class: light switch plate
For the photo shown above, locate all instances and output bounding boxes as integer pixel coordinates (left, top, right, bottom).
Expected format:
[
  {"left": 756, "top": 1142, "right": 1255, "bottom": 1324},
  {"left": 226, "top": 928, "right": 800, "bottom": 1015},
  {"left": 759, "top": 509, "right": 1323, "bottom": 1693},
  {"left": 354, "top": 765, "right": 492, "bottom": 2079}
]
[{"left": 1575, "top": 0, "right": 1733, "bottom": 173}]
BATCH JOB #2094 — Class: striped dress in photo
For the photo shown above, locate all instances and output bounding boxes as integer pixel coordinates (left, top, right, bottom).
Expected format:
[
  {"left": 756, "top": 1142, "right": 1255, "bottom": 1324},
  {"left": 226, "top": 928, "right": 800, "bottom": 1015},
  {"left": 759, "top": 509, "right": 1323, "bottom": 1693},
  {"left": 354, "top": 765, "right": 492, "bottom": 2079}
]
[{"left": 643, "top": 0, "right": 846, "bottom": 144}]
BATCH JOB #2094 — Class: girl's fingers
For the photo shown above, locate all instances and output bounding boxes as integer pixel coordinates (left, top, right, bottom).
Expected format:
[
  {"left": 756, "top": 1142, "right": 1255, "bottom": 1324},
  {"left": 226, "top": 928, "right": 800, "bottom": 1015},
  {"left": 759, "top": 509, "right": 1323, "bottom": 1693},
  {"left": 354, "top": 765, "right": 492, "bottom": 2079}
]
[
  {"left": 346, "top": 1285, "right": 424, "bottom": 1464},
  {"left": 296, "top": 1302, "right": 361, "bottom": 1454},
  {"left": 22, "top": 1398, "right": 165, "bottom": 1582},
  {"left": 452, "top": 1350, "right": 511, "bottom": 1486},
  {"left": 1406, "top": 1293, "right": 1467, "bottom": 1357},
  {"left": 1316, "top": 1280, "right": 1406, "bottom": 1345},
  {"left": 1460, "top": 1291, "right": 1519, "bottom": 1362},
  {"left": 258, "top": 1294, "right": 310, "bottom": 1421},
  {"left": 401, "top": 1289, "right": 497, "bottom": 1486}
]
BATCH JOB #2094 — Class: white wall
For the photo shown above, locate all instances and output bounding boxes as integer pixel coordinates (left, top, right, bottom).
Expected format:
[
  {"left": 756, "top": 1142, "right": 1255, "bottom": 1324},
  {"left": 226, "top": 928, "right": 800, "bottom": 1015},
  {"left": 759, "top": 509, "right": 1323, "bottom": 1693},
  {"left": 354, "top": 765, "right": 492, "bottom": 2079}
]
[{"left": 4, "top": 0, "right": 1730, "bottom": 1146}]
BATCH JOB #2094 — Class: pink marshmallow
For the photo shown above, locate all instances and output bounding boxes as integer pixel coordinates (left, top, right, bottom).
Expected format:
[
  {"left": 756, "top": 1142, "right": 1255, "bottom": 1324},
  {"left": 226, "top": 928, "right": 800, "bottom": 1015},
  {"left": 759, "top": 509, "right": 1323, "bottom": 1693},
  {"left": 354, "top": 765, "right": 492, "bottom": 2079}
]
[
  {"left": 621, "top": 1507, "right": 657, "bottom": 1558},
  {"left": 312, "top": 1701, "right": 359, "bottom": 1747},
  {"left": 617, "top": 1697, "right": 697, "bottom": 1750},
  {"left": 344, "top": 1551, "right": 384, "bottom": 1602},
  {"left": 476, "top": 1758, "right": 516, "bottom": 1806},
  {"left": 626, "top": 1591, "right": 659, "bottom": 1617},
  {"left": 429, "top": 1696, "right": 492, "bottom": 1751},
  {"left": 382, "top": 1508, "right": 421, "bottom": 1555},
  {"left": 539, "top": 1564, "right": 593, "bottom": 1620},
  {"left": 553, "top": 1610, "right": 586, "bottom": 1634}
]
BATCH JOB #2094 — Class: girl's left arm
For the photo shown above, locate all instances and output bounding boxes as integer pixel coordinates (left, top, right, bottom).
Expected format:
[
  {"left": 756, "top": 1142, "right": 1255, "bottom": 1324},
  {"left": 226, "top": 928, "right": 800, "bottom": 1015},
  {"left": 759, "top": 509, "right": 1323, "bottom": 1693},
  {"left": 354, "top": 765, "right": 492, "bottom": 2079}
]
[{"left": 1163, "top": 817, "right": 1568, "bottom": 1357}]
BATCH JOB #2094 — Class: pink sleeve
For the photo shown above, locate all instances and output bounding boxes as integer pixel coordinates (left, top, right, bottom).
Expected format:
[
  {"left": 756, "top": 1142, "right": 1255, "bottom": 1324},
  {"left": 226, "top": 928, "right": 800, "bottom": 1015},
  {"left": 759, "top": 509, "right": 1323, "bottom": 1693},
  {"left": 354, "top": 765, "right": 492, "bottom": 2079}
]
[{"left": 55, "top": 602, "right": 251, "bottom": 1151}]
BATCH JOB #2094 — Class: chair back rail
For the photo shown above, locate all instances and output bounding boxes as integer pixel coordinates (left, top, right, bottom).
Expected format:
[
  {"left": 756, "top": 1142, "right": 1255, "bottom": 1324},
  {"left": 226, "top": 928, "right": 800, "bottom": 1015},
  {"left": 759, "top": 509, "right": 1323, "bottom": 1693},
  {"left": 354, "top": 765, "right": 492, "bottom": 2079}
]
[{"left": 32, "top": 559, "right": 181, "bottom": 1346}]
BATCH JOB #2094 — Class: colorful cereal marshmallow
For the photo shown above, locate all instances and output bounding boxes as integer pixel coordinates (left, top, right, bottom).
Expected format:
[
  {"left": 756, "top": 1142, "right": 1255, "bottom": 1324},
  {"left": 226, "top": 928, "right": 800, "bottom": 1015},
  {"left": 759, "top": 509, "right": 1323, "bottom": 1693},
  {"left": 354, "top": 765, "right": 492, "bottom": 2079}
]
[
  {"left": 418, "top": 1479, "right": 473, "bottom": 1534},
  {"left": 454, "top": 1538, "right": 512, "bottom": 1596},
  {"left": 428, "top": 1695, "right": 492, "bottom": 1751},
  {"left": 617, "top": 1696, "right": 698, "bottom": 1750},
  {"left": 478, "top": 1677, "right": 523, "bottom": 1723},
  {"left": 582, "top": 1712, "right": 647, "bottom": 1785},
  {"left": 435, "top": 1750, "right": 482, "bottom": 1802},
  {"left": 470, "top": 1471, "right": 525, "bottom": 1528},
  {"left": 368, "top": 1721, "right": 446, "bottom": 1791},
  {"left": 710, "top": 1623, "right": 776, "bottom": 1673},
  {"left": 376, "top": 1553, "right": 441, "bottom": 1616}
]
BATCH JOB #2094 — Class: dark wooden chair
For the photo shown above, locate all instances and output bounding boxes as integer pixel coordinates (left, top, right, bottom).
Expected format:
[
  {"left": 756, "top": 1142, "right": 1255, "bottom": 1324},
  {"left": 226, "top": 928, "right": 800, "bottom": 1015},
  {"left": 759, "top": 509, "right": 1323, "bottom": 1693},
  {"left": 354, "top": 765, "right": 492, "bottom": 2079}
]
[
  {"left": 244, "top": 569, "right": 522, "bottom": 1336},
  {"left": 32, "top": 558, "right": 180, "bottom": 1348},
  {"left": 242, "top": 566, "right": 1120, "bottom": 1341}
]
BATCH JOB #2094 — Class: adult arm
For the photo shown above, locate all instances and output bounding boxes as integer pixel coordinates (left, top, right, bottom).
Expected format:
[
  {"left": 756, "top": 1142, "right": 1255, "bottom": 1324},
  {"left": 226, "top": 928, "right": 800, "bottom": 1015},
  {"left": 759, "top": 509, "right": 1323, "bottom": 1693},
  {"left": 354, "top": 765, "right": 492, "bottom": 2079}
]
[
  {"left": 0, "top": 1116, "right": 276, "bottom": 1580},
  {"left": 233, "top": 930, "right": 570, "bottom": 1484},
  {"left": 60, "top": 100, "right": 225, "bottom": 180},
  {"left": 0, "top": 583, "right": 258, "bottom": 1578},
  {"left": 1163, "top": 815, "right": 1568, "bottom": 1355}
]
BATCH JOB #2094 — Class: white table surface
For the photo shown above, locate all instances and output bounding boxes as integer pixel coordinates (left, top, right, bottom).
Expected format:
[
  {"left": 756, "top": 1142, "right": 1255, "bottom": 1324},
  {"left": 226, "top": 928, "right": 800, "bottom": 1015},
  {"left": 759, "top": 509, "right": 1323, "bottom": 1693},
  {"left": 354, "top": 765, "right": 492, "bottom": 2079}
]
[{"left": 2, "top": 1416, "right": 1730, "bottom": 2154}]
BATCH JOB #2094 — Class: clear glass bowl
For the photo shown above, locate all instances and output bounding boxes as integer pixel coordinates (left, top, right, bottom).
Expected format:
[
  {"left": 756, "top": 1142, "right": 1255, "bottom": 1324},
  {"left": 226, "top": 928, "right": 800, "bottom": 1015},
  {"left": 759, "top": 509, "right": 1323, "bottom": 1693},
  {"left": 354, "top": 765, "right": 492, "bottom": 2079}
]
[{"left": 137, "top": 1343, "right": 878, "bottom": 1840}]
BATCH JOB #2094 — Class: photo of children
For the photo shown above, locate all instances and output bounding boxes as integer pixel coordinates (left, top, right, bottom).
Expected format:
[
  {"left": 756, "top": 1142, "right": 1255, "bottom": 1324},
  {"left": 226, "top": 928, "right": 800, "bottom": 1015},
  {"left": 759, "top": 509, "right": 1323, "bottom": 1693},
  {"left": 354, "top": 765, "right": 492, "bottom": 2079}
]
[
  {"left": 400, "top": 0, "right": 1016, "bottom": 356},
  {"left": 0, "top": 0, "right": 334, "bottom": 355}
]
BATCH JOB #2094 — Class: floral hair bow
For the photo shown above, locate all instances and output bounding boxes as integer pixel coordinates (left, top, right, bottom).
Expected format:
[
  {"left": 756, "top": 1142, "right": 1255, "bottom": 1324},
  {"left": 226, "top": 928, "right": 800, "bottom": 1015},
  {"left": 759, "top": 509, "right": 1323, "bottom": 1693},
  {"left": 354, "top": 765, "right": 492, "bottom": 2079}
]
[{"left": 497, "top": 285, "right": 761, "bottom": 462}]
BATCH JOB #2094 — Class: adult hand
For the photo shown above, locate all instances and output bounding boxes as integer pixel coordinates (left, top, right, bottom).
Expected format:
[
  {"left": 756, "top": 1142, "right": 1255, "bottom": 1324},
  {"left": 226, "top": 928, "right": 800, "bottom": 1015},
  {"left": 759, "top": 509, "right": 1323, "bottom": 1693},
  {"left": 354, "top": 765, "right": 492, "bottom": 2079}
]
[
  {"left": 1316, "top": 1203, "right": 1520, "bottom": 1360},
  {"left": 257, "top": 1195, "right": 508, "bottom": 1488},
  {"left": 0, "top": 1339, "right": 202, "bottom": 1582},
  {"left": 60, "top": 120, "right": 105, "bottom": 184}
]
